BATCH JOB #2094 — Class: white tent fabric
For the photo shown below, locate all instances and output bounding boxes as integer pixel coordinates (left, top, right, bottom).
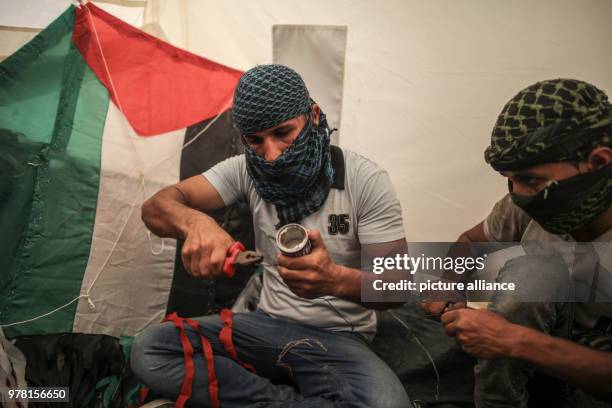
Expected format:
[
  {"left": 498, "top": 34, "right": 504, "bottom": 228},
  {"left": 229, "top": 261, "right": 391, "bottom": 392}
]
[
  {"left": 0, "top": 26, "right": 39, "bottom": 61},
  {"left": 0, "top": 0, "right": 77, "bottom": 29},
  {"left": 0, "top": 0, "right": 145, "bottom": 60},
  {"left": 2, "top": 0, "right": 611, "bottom": 242},
  {"left": 143, "top": 0, "right": 612, "bottom": 241},
  {"left": 0, "top": 0, "right": 145, "bottom": 29},
  {"left": 273, "top": 25, "right": 348, "bottom": 144}
]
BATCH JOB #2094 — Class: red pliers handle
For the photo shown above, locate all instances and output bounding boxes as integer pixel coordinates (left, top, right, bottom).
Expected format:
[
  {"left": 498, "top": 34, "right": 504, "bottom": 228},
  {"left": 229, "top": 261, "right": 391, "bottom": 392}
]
[{"left": 222, "top": 242, "right": 263, "bottom": 277}]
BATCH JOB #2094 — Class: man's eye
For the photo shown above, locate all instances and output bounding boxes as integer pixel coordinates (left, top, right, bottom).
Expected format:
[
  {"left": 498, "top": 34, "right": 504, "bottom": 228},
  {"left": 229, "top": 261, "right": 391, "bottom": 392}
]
[
  {"left": 273, "top": 130, "right": 289, "bottom": 138},
  {"left": 244, "top": 136, "right": 262, "bottom": 145},
  {"left": 515, "top": 176, "right": 542, "bottom": 188}
]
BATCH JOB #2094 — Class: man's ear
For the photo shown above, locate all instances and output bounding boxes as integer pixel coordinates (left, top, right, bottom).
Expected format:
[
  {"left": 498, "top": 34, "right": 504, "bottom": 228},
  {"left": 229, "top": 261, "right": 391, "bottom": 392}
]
[
  {"left": 311, "top": 104, "right": 321, "bottom": 126},
  {"left": 586, "top": 146, "right": 612, "bottom": 170}
]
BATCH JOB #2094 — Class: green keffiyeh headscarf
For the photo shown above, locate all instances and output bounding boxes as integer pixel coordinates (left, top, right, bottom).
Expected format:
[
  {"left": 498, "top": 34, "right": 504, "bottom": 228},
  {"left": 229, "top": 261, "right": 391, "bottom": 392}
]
[
  {"left": 485, "top": 79, "right": 612, "bottom": 171},
  {"left": 484, "top": 79, "right": 612, "bottom": 234}
]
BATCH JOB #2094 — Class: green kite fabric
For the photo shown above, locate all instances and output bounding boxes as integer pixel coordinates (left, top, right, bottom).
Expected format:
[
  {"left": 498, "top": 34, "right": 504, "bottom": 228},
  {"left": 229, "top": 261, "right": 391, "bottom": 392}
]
[{"left": 0, "top": 6, "right": 108, "bottom": 337}]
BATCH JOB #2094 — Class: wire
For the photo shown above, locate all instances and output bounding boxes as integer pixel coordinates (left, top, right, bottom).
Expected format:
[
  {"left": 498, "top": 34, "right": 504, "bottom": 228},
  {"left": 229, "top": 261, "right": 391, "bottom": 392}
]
[
  {"left": 321, "top": 297, "right": 355, "bottom": 332},
  {"left": 387, "top": 310, "right": 440, "bottom": 401}
]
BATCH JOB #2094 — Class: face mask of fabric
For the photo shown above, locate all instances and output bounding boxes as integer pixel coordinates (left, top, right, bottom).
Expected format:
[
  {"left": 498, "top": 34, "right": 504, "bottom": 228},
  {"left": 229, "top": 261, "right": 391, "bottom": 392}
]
[
  {"left": 510, "top": 164, "right": 611, "bottom": 234},
  {"left": 244, "top": 110, "right": 334, "bottom": 228}
]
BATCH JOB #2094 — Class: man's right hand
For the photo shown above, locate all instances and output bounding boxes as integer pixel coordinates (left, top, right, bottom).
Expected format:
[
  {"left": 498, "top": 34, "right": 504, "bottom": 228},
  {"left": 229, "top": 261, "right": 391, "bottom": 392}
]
[
  {"left": 419, "top": 301, "right": 466, "bottom": 318},
  {"left": 141, "top": 175, "right": 233, "bottom": 279},
  {"left": 419, "top": 301, "right": 449, "bottom": 317},
  {"left": 180, "top": 214, "right": 234, "bottom": 279}
]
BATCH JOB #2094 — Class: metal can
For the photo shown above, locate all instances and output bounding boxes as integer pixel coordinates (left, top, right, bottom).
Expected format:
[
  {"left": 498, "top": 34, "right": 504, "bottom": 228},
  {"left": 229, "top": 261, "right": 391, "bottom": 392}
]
[{"left": 276, "top": 223, "right": 311, "bottom": 257}]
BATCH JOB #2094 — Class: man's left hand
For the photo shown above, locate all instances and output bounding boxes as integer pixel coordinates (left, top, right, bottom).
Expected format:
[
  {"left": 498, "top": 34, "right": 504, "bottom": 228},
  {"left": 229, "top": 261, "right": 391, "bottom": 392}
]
[
  {"left": 441, "top": 308, "right": 519, "bottom": 359},
  {"left": 277, "top": 230, "right": 346, "bottom": 299}
]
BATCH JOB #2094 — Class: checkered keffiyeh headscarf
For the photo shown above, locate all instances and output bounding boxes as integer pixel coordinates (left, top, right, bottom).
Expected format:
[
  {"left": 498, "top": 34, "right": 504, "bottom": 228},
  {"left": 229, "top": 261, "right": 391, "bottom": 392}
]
[
  {"left": 485, "top": 79, "right": 612, "bottom": 171},
  {"left": 232, "top": 64, "right": 311, "bottom": 135},
  {"left": 232, "top": 65, "right": 334, "bottom": 228}
]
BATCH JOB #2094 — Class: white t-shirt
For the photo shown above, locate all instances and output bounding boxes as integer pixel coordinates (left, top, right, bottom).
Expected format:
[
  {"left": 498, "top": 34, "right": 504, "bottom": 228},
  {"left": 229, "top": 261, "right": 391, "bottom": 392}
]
[{"left": 203, "top": 148, "right": 405, "bottom": 337}]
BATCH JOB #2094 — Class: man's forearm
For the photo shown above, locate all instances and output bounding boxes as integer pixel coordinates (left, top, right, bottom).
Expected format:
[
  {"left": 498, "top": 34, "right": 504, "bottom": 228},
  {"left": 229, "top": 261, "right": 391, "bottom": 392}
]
[
  {"left": 335, "top": 265, "right": 404, "bottom": 310},
  {"left": 510, "top": 324, "right": 612, "bottom": 400},
  {"left": 142, "top": 186, "right": 214, "bottom": 239}
]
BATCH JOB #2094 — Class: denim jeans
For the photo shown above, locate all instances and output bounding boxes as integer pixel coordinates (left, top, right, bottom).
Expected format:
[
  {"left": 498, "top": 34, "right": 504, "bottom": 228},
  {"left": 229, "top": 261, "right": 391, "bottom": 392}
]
[
  {"left": 474, "top": 255, "right": 573, "bottom": 408},
  {"left": 131, "top": 310, "right": 411, "bottom": 408}
]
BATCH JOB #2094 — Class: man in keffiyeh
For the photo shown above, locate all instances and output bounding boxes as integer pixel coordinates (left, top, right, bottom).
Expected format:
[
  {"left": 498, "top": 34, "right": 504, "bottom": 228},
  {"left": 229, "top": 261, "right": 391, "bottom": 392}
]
[
  {"left": 232, "top": 64, "right": 335, "bottom": 229},
  {"left": 435, "top": 79, "right": 612, "bottom": 406},
  {"left": 133, "top": 64, "right": 412, "bottom": 407}
]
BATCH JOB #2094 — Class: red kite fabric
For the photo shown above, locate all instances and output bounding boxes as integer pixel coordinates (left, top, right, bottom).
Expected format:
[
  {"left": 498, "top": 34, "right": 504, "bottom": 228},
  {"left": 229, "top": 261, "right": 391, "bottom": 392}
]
[{"left": 73, "top": 2, "right": 243, "bottom": 136}]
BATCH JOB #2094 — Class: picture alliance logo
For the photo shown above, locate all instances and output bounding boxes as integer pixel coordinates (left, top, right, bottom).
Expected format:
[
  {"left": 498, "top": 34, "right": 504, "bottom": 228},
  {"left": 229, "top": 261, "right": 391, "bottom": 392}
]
[{"left": 371, "top": 278, "right": 516, "bottom": 292}]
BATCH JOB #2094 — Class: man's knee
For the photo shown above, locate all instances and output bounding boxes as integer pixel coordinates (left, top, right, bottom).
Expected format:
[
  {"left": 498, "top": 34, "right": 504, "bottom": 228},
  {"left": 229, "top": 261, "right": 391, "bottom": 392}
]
[
  {"left": 130, "top": 322, "right": 176, "bottom": 382},
  {"left": 352, "top": 367, "right": 410, "bottom": 408},
  {"left": 490, "top": 299, "right": 557, "bottom": 329},
  {"left": 360, "top": 380, "right": 411, "bottom": 408},
  {"left": 489, "top": 255, "right": 571, "bottom": 331},
  {"left": 496, "top": 255, "right": 571, "bottom": 302}
]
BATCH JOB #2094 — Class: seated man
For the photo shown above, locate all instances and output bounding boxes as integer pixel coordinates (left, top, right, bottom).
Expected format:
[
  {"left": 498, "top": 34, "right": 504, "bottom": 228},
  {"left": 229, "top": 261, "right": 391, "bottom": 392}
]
[
  {"left": 438, "top": 79, "right": 612, "bottom": 406},
  {"left": 131, "top": 64, "right": 411, "bottom": 408}
]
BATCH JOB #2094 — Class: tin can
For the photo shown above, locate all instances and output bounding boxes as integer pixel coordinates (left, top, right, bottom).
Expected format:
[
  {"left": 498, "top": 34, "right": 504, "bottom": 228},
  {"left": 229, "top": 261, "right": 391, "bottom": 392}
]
[{"left": 276, "top": 224, "right": 311, "bottom": 257}]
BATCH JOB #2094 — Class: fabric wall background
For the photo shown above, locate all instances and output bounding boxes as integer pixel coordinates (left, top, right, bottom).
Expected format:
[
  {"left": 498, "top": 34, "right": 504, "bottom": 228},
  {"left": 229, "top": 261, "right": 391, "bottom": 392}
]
[
  {"left": 142, "top": 0, "right": 612, "bottom": 241},
  {"left": 0, "top": 0, "right": 144, "bottom": 60},
  {"left": 273, "top": 25, "right": 348, "bottom": 145},
  {"left": 2, "top": 0, "right": 612, "bottom": 241},
  {"left": 0, "top": 26, "right": 39, "bottom": 61}
]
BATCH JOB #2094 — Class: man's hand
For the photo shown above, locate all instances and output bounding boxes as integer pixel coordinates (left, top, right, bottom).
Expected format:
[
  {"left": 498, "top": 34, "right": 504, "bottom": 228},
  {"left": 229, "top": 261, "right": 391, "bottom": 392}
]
[
  {"left": 277, "top": 230, "right": 347, "bottom": 299},
  {"left": 419, "top": 301, "right": 467, "bottom": 318},
  {"left": 141, "top": 175, "right": 233, "bottom": 279},
  {"left": 419, "top": 301, "right": 449, "bottom": 317},
  {"left": 441, "top": 308, "right": 518, "bottom": 359},
  {"left": 180, "top": 214, "right": 234, "bottom": 279}
]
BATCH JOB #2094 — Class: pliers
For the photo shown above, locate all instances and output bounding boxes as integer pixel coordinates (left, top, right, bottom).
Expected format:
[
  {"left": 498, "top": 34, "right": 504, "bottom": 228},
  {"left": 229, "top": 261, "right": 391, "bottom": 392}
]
[{"left": 222, "top": 241, "right": 263, "bottom": 277}]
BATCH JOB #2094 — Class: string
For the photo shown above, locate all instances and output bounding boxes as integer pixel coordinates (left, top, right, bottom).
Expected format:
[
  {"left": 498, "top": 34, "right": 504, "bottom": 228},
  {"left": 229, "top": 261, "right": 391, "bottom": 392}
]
[
  {"left": 388, "top": 310, "right": 440, "bottom": 401},
  {"left": 1, "top": 297, "right": 84, "bottom": 328}
]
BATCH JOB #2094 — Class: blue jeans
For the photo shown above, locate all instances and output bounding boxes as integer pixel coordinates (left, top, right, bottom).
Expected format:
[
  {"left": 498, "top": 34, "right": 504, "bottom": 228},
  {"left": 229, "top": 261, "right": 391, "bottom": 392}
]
[
  {"left": 474, "top": 255, "right": 573, "bottom": 408},
  {"left": 131, "top": 310, "right": 411, "bottom": 408}
]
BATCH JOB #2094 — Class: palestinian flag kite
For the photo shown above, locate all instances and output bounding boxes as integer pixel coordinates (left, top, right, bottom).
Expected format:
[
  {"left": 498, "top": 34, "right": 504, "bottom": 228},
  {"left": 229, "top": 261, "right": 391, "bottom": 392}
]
[{"left": 0, "top": 3, "right": 253, "bottom": 340}]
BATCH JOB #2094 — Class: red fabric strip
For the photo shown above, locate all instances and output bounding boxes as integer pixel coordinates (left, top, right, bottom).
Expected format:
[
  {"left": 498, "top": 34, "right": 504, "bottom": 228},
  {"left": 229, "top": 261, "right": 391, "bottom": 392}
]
[
  {"left": 159, "top": 310, "right": 255, "bottom": 407},
  {"left": 219, "top": 308, "right": 256, "bottom": 373},
  {"left": 139, "top": 386, "right": 149, "bottom": 405},
  {"left": 72, "top": 3, "right": 242, "bottom": 136},
  {"left": 163, "top": 313, "right": 195, "bottom": 408},
  {"left": 163, "top": 313, "right": 220, "bottom": 408},
  {"left": 184, "top": 318, "right": 220, "bottom": 408}
]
